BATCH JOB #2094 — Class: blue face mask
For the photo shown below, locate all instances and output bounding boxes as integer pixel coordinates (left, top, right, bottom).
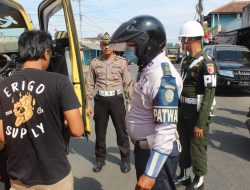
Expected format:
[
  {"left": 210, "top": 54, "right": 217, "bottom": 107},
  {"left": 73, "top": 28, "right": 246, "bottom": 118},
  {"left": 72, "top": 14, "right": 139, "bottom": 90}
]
[{"left": 123, "top": 47, "right": 138, "bottom": 65}]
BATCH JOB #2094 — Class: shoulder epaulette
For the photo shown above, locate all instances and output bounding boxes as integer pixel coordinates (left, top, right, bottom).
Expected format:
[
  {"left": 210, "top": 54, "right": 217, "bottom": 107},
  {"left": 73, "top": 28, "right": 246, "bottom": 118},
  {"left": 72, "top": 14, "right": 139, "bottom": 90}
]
[
  {"left": 95, "top": 56, "right": 104, "bottom": 61},
  {"left": 203, "top": 53, "right": 214, "bottom": 63},
  {"left": 89, "top": 56, "right": 102, "bottom": 66},
  {"left": 114, "top": 55, "right": 126, "bottom": 61}
]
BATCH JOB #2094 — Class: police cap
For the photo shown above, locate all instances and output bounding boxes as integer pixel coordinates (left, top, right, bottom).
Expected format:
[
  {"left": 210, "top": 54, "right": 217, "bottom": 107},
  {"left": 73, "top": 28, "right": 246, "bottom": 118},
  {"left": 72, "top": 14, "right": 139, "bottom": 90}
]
[{"left": 99, "top": 32, "right": 110, "bottom": 44}]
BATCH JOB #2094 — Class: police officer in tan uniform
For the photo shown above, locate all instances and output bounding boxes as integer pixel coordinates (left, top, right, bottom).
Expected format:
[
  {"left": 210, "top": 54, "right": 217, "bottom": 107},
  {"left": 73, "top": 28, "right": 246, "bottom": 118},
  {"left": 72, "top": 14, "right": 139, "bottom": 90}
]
[{"left": 86, "top": 32, "right": 132, "bottom": 173}]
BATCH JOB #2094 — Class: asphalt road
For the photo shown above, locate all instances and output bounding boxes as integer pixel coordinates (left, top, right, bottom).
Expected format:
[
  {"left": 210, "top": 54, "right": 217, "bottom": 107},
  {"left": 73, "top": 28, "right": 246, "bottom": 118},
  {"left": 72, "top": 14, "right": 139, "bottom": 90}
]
[{"left": 68, "top": 64, "right": 250, "bottom": 190}]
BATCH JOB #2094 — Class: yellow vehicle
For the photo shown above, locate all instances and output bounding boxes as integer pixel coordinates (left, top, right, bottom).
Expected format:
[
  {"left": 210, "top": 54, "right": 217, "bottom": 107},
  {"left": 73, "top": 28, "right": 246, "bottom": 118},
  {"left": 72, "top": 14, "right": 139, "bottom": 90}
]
[
  {"left": 0, "top": 0, "right": 90, "bottom": 135},
  {"left": 167, "top": 47, "right": 181, "bottom": 63}
]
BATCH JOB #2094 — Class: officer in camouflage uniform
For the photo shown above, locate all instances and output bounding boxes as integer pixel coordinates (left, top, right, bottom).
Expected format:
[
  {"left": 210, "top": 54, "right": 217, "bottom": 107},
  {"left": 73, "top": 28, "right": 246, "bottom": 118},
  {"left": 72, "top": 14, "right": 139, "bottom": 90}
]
[
  {"left": 174, "top": 21, "right": 217, "bottom": 190},
  {"left": 86, "top": 32, "right": 133, "bottom": 173}
]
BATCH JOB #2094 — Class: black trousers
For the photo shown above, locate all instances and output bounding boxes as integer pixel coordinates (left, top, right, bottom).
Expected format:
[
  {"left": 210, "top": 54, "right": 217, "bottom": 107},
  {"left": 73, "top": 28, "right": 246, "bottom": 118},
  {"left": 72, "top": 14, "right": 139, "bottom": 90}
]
[
  {"left": 177, "top": 107, "right": 210, "bottom": 176},
  {"left": 134, "top": 143, "right": 179, "bottom": 190},
  {"left": 0, "top": 149, "right": 10, "bottom": 190},
  {"left": 94, "top": 94, "right": 130, "bottom": 163}
]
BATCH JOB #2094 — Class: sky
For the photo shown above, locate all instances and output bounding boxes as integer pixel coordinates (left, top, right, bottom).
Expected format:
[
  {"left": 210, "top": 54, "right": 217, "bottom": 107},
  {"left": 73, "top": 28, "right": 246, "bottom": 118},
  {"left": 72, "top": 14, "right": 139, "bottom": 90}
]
[{"left": 18, "top": 0, "right": 236, "bottom": 43}]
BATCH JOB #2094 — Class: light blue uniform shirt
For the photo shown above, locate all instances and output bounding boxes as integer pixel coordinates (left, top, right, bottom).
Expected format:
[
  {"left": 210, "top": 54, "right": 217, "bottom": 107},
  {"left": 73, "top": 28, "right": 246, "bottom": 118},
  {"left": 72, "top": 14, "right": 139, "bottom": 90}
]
[{"left": 126, "top": 52, "right": 183, "bottom": 178}]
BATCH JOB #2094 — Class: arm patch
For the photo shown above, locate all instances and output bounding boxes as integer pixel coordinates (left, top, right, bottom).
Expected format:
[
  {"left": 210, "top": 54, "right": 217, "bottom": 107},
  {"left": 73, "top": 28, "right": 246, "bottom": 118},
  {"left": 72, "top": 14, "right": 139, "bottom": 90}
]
[
  {"left": 153, "top": 76, "right": 179, "bottom": 124},
  {"left": 144, "top": 149, "right": 168, "bottom": 178},
  {"left": 204, "top": 75, "right": 217, "bottom": 87}
]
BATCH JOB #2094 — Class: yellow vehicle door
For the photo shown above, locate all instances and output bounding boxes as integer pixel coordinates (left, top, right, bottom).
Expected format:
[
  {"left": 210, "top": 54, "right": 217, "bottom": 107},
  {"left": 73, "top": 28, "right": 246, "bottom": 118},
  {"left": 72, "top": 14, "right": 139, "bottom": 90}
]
[
  {"left": 0, "top": 0, "right": 32, "bottom": 57},
  {"left": 37, "top": 0, "right": 90, "bottom": 137}
]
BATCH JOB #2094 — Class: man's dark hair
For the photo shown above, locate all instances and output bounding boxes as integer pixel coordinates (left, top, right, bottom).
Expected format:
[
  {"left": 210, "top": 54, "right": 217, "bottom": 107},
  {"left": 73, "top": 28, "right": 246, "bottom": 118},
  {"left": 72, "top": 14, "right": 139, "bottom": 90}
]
[{"left": 18, "top": 30, "right": 52, "bottom": 63}]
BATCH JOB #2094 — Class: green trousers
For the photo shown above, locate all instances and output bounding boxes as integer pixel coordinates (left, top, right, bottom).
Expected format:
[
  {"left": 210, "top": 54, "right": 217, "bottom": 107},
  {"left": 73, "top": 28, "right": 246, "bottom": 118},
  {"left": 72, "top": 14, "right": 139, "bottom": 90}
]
[{"left": 177, "top": 105, "right": 210, "bottom": 176}]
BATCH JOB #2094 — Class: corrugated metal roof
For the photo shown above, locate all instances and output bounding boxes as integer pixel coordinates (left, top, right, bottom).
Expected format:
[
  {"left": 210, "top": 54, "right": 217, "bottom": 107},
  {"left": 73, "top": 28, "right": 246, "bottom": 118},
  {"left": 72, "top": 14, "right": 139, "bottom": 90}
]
[
  {"left": 80, "top": 41, "right": 126, "bottom": 52},
  {"left": 81, "top": 42, "right": 101, "bottom": 50},
  {"left": 212, "top": 1, "right": 250, "bottom": 14}
]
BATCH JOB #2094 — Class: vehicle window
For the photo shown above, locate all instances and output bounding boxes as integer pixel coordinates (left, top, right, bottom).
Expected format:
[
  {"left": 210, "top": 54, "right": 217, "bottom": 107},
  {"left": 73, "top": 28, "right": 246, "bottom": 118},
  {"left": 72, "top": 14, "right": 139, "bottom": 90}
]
[
  {"left": 205, "top": 48, "right": 212, "bottom": 57},
  {"left": 48, "top": 9, "right": 67, "bottom": 40},
  {"left": 46, "top": 10, "right": 68, "bottom": 75},
  {"left": 216, "top": 50, "right": 250, "bottom": 63},
  {"left": 168, "top": 48, "right": 179, "bottom": 55},
  {"left": 0, "top": 3, "right": 28, "bottom": 53}
]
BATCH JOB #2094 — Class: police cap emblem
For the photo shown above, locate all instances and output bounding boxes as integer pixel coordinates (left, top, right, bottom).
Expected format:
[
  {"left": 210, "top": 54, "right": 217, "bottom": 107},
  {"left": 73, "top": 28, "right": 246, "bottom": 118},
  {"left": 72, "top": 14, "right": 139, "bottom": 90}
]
[{"left": 100, "top": 32, "right": 110, "bottom": 44}]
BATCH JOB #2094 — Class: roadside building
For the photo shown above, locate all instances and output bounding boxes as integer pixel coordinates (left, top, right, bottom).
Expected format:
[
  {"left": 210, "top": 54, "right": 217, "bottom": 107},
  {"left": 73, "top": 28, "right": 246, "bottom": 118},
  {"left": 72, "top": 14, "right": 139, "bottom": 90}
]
[
  {"left": 204, "top": 1, "right": 250, "bottom": 49},
  {"left": 79, "top": 38, "right": 101, "bottom": 66},
  {"left": 80, "top": 38, "right": 126, "bottom": 66},
  {"left": 205, "top": 1, "right": 250, "bottom": 35}
]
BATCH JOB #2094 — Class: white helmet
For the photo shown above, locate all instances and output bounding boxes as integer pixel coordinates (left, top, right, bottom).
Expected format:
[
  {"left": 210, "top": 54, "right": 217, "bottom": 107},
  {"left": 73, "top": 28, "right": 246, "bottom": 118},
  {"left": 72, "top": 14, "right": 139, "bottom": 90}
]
[{"left": 179, "top": 21, "right": 204, "bottom": 37}]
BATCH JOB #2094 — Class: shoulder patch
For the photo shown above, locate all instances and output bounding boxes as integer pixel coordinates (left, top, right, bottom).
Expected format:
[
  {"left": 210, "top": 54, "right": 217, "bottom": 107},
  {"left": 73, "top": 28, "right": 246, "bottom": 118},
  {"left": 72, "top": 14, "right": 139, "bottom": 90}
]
[
  {"left": 206, "top": 63, "right": 215, "bottom": 74},
  {"left": 161, "top": 62, "right": 171, "bottom": 76}
]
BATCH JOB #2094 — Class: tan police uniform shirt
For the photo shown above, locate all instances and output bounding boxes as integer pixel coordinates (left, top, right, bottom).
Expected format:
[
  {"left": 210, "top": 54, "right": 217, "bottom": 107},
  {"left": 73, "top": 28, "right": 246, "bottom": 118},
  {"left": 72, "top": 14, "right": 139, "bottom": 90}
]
[{"left": 86, "top": 54, "right": 133, "bottom": 103}]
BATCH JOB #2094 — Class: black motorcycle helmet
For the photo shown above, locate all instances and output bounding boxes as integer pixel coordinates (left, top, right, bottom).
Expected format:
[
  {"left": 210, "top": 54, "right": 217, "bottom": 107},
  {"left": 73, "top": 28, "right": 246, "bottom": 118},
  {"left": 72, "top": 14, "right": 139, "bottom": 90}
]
[{"left": 110, "top": 15, "right": 166, "bottom": 70}]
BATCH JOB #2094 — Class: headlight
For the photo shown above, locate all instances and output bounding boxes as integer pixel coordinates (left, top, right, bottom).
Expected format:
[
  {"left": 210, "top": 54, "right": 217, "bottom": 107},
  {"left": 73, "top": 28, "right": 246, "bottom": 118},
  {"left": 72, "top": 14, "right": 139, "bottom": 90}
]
[{"left": 218, "top": 70, "right": 234, "bottom": 77}]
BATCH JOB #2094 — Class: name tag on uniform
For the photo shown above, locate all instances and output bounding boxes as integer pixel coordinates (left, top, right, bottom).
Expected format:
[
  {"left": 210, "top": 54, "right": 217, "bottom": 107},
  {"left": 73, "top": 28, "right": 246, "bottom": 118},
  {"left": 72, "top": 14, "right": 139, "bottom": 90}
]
[
  {"left": 95, "top": 68, "right": 104, "bottom": 73},
  {"left": 153, "top": 106, "right": 178, "bottom": 124}
]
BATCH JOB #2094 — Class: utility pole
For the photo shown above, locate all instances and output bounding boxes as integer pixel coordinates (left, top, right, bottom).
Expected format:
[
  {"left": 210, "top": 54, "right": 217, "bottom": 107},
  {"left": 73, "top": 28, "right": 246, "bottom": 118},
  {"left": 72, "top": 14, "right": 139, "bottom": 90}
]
[
  {"left": 74, "top": 0, "right": 83, "bottom": 41},
  {"left": 79, "top": 0, "right": 83, "bottom": 41},
  {"left": 198, "top": 0, "right": 204, "bottom": 26}
]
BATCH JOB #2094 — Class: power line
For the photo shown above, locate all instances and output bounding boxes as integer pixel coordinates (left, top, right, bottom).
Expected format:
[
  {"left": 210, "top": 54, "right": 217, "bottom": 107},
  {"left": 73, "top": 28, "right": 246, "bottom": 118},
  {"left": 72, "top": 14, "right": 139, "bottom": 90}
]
[
  {"left": 84, "top": 0, "right": 121, "bottom": 23},
  {"left": 82, "top": 15, "right": 104, "bottom": 31},
  {"left": 206, "top": 0, "right": 219, "bottom": 9}
]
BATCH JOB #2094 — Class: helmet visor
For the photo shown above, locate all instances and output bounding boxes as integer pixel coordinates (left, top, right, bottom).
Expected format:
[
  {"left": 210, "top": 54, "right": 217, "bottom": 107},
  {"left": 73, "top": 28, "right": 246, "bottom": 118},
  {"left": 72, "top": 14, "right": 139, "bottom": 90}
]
[{"left": 109, "top": 42, "right": 126, "bottom": 51}]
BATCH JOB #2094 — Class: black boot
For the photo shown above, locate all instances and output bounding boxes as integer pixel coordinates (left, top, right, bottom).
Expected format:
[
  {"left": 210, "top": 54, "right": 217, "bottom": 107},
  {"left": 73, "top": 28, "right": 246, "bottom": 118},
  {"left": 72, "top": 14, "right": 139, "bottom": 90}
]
[
  {"left": 120, "top": 162, "right": 131, "bottom": 173},
  {"left": 92, "top": 161, "right": 106, "bottom": 172},
  {"left": 186, "top": 176, "right": 204, "bottom": 190},
  {"left": 174, "top": 168, "right": 191, "bottom": 187}
]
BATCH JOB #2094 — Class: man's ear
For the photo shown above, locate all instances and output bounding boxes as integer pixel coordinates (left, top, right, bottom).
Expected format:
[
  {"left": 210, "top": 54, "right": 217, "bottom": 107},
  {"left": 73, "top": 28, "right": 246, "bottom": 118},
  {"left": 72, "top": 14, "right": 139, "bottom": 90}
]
[
  {"left": 45, "top": 49, "right": 51, "bottom": 55},
  {"left": 44, "top": 49, "right": 51, "bottom": 60}
]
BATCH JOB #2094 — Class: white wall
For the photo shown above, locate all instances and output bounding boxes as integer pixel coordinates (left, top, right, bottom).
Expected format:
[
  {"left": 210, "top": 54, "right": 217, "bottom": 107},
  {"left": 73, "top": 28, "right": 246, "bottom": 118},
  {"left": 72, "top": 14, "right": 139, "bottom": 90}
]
[{"left": 242, "top": 4, "right": 250, "bottom": 27}]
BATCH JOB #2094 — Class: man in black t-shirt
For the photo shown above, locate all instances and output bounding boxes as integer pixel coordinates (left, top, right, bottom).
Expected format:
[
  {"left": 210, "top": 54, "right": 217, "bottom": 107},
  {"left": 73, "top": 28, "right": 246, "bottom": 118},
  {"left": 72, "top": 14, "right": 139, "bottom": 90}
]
[{"left": 0, "top": 31, "right": 84, "bottom": 190}]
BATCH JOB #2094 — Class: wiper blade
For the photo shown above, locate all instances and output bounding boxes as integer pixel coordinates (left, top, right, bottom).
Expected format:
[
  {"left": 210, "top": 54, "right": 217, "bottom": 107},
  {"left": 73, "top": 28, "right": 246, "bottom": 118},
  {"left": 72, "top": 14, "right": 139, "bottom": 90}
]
[{"left": 221, "top": 59, "right": 237, "bottom": 61}]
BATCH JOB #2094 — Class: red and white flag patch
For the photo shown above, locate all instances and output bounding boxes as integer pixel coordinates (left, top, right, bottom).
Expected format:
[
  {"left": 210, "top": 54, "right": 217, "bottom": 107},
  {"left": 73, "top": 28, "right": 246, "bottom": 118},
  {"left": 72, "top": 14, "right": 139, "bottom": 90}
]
[{"left": 207, "top": 64, "right": 214, "bottom": 74}]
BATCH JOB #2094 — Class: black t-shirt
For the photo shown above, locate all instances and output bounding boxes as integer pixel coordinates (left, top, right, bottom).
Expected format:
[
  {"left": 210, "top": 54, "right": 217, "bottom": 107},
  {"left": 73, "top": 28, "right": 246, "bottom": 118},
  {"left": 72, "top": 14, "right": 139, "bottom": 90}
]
[{"left": 0, "top": 68, "right": 80, "bottom": 185}]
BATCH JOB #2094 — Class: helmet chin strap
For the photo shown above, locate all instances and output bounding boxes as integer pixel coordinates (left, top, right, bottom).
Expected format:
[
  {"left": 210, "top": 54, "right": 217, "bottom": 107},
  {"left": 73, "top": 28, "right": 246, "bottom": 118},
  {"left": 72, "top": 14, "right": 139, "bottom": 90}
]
[
  {"left": 137, "top": 45, "right": 165, "bottom": 72},
  {"left": 138, "top": 59, "right": 147, "bottom": 72},
  {"left": 182, "top": 37, "right": 189, "bottom": 56}
]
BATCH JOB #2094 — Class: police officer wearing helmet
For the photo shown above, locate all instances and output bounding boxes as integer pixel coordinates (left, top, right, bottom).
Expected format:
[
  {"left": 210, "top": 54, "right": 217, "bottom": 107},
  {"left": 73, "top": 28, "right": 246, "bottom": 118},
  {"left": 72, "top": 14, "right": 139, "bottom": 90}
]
[
  {"left": 86, "top": 32, "right": 132, "bottom": 173},
  {"left": 174, "top": 21, "right": 217, "bottom": 190},
  {"left": 111, "top": 15, "right": 183, "bottom": 190}
]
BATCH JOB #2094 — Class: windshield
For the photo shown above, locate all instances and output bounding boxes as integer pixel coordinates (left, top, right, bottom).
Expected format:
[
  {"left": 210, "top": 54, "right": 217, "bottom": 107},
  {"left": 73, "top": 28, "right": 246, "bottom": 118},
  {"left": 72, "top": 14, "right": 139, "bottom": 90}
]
[
  {"left": 0, "top": 2, "right": 28, "bottom": 53},
  {"left": 216, "top": 50, "right": 250, "bottom": 63},
  {"left": 168, "top": 48, "right": 179, "bottom": 55}
]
